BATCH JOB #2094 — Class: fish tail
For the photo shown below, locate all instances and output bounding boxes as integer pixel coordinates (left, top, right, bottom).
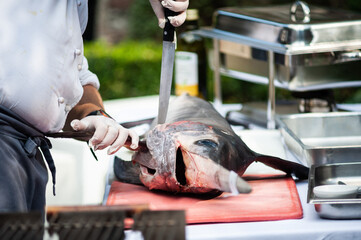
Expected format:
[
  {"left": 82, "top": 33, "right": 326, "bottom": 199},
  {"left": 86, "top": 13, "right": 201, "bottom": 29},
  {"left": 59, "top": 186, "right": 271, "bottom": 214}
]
[{"left": 255, "top": 155, "right": 309, "bottom": 180}]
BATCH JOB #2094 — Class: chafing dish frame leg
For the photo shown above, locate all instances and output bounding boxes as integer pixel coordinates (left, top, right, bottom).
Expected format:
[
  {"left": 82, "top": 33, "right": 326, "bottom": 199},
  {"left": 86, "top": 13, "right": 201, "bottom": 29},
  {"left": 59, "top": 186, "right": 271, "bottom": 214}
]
[
  {"left": 213, "top": 39, "right": 222, "bottom": 106},
  {"left": 267, "top": 50, "right": 276, "bottom": 129},
  {"left": 212, "top": 39, "right": 276, "bottom": 129}
]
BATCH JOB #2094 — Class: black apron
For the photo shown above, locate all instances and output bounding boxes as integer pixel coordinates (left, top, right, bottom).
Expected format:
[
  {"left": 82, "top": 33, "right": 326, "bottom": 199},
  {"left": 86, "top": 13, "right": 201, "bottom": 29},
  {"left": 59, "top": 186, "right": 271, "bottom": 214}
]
[{"left": 0, "top": 105, "right": 56, "bottom": 215}]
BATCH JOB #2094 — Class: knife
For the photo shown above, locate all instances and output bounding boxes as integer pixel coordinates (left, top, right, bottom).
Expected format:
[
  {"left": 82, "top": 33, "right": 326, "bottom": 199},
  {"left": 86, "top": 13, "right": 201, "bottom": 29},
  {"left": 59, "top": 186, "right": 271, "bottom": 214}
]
[
  {"left": 157, "top": 7, "right": 177, "bottom": 124},
  {"left": 46, "top": 131, "right": 147, "bottom": 151}
]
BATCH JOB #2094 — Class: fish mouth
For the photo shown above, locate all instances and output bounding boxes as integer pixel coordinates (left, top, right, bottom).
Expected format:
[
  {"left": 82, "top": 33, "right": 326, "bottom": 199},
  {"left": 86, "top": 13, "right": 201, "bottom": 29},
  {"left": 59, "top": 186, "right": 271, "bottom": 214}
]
[
  {"left": 139, "top": 146, "right": 188, "bottom": 187},
  {"left": 175, "top": 147, "right": 187, "bottom": 186},
  {"left": 139, "top": 147, "right": 188, "bottom": 188}
]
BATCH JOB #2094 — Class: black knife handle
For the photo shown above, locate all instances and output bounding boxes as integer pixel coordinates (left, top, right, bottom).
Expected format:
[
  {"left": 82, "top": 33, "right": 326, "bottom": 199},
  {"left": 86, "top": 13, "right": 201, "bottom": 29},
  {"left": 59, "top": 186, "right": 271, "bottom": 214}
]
[{"left": 163, "top": 7, "right": 176, "bottom": 42}]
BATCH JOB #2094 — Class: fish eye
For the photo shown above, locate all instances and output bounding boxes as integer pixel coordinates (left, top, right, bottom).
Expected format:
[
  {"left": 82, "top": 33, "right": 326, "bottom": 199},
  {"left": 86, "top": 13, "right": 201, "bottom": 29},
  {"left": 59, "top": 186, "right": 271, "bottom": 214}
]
[{"left": 195, "top": 139, "right": 218, "bottom": 148}]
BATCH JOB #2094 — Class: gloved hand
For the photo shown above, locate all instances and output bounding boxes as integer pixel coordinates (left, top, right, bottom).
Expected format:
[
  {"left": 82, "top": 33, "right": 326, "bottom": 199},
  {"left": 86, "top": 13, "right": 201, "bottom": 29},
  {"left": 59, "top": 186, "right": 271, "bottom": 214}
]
[
  {"left": 149, "top": 0, "right": 189, "bottom": 28},
  {"left": 70, "top": 116, "right": 139, "bottom": 155}
]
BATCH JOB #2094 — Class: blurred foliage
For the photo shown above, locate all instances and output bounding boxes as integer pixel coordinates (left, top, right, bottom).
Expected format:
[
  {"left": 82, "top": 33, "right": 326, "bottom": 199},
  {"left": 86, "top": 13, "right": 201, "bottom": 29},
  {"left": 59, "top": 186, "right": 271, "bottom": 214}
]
[
  {"left": 128, "top": 0, "right": 161, "bottom": 40},
  {"left": 335, "top": 88, "right": 361, "bottom": 104},
  {"left": 84, "top": 41, "right": 162, "bottom": 100}
]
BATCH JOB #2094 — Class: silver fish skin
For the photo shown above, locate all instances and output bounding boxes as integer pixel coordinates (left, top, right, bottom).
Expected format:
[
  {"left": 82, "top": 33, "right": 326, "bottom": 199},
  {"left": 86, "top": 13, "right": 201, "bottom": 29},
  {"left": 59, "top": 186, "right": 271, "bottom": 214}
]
[{"left": 115, "top": 94, "right": 308, "bottom": 194}]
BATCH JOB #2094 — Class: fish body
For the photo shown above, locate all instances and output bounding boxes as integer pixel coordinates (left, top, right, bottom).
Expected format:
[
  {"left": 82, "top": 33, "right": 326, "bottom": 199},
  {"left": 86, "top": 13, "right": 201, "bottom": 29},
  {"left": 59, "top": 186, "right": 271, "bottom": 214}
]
[{"left": 114, "top": 94, "right": 308, "bottom": 194}]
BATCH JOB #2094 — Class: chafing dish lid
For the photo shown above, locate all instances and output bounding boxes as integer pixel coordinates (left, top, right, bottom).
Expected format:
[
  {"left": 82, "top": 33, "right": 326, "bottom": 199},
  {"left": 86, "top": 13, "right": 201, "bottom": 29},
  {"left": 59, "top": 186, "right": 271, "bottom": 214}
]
[{"left": 213, "top": 1, "right": 361, "bottom": 53}]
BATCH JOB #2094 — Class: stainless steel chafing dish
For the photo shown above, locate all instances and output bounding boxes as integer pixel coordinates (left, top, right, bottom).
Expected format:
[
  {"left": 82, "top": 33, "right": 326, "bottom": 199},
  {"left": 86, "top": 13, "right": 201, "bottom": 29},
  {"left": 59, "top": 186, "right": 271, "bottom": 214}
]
[{"left": 195, "top": 1, "right": 361, "bottom": 127}]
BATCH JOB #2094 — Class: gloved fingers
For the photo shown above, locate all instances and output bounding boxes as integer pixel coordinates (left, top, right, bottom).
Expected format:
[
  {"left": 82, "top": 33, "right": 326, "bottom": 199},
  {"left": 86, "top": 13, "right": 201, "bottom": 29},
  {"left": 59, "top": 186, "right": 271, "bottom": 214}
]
[
  {"left": 88, "top": 119, "right": 111, "bottom": 149},
  {"left": 149, "top": 0, "right": 189, "bottom": 28},
  {"left": 70, "top": 118, "right": 92, "bottom": 132},
  {"left": 71, "top": 116, "right": 140, "bottom": 155},
  {"left": 107, "top": 128, "right": 139, "bottom": 155},
  {"left": 127, "top": 129, "right": 139, "bottom": 150},
  {"left": 161, "top": 0, "right": 189, "bottom": 13},
  {"left": 72, "top": 116, "right": 116, "bottom": 148},
  {"left": 107, "top": 127, "right": 129, "bottom": 155},
  {"left": 168, "top": 11, "right": 187, "bottom": 27},
  {"left": 93, "top": 125, "right": 120, "bottom": 151}
]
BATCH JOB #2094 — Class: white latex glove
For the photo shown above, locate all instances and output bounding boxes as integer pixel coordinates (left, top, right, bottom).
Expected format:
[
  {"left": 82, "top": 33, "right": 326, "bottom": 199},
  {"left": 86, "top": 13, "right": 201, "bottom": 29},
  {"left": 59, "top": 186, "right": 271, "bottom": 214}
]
[
  {"left": 70, "top": 116, "right": 139, "bottom": 155},
  {"left": 149, "top": 0, "right": 189, "bottom": 28}
]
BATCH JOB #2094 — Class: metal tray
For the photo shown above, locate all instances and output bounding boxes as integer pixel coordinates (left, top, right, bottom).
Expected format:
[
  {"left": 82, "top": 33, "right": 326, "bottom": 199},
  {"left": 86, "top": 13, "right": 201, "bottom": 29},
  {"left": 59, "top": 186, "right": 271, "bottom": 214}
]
[
  {"left": 307, "top": 163, "right": 361, "bottom": 219},
  {"left": 278, "top": 112, "right": 361, "bottom": 166}
]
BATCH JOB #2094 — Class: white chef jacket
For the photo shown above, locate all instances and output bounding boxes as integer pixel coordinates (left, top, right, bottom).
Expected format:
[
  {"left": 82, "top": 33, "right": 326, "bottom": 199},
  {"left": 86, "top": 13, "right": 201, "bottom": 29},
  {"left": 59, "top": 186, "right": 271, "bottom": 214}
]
[{"left": 0, "top": 0, "right": 100, "bottom": 133}]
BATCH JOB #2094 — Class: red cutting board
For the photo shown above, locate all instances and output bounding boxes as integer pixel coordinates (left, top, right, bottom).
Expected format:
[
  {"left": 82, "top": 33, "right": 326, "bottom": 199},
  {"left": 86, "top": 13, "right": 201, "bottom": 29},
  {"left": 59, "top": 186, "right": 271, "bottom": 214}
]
[{"left": 106, "top": 177, "right": 303, "bottom": 224}]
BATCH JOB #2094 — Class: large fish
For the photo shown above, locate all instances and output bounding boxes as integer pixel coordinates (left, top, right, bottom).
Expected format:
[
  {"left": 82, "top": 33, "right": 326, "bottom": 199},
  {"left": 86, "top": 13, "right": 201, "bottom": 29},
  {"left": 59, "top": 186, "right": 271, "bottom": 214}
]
[{"left": 114, "top": 94, "right": 309, "bottom": 195}]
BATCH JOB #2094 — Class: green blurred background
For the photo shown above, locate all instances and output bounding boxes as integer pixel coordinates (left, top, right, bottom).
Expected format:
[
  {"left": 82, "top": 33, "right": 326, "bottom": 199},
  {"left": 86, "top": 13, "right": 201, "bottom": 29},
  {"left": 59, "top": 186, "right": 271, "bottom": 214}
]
[{"left": 84, "top": 0, "right": 361, "bottom": 104}]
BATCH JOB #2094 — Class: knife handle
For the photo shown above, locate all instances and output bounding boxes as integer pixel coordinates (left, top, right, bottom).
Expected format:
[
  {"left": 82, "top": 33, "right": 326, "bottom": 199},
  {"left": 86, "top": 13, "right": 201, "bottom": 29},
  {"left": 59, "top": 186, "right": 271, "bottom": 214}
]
[{"left": 163, "top": 7, "right": 176, "bottom": 42}]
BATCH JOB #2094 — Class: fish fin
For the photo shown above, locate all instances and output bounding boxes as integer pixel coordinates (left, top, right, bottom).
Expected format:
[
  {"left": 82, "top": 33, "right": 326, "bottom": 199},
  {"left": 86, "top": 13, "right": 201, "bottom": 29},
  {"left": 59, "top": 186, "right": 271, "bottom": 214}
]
[
  {"left": 113, "top": 156, "right": 143, "bottom": 185},
  {"left": 255, "top": 155, "right": 309, "bottom": 180}
]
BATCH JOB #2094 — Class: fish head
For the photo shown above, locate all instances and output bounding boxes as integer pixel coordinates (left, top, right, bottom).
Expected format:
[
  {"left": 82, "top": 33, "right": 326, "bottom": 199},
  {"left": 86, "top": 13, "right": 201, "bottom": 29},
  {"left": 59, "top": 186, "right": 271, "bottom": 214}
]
[{"left": 132, "top": 121, "right": 251, "bottom": 194}]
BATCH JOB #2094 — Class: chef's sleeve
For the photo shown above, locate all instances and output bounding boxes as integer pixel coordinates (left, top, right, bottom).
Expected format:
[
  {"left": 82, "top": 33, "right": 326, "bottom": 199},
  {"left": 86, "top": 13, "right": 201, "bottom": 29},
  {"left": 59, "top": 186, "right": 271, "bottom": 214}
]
[{"left": 79, "top": 56, "right": 100, "bottom": 89}]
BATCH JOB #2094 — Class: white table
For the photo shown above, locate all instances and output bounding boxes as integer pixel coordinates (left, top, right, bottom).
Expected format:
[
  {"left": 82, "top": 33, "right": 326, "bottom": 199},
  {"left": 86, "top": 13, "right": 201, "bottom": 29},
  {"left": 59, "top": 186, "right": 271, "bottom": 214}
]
[{"left": 49, "top": 96, "right": 361, "bottom": 240}]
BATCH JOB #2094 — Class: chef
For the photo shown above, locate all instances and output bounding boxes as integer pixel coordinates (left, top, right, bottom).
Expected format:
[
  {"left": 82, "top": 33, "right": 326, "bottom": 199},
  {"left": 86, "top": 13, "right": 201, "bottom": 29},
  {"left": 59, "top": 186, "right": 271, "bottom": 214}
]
[{"left": 0, "top": 0, "right": 189, "bottom": 216}]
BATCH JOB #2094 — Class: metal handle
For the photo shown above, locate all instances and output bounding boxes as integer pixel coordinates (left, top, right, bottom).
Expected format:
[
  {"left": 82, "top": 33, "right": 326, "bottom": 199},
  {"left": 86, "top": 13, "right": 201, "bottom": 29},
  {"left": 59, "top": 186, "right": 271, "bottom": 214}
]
[
  {"left": 290, "top": 1, "right": 310, "bottom": 23},
  {"left": 332, "top": 50, "right": 361, "bottom": 64},
  {"left": 339, "top": 51, "right": 361, "bottom": 61}
]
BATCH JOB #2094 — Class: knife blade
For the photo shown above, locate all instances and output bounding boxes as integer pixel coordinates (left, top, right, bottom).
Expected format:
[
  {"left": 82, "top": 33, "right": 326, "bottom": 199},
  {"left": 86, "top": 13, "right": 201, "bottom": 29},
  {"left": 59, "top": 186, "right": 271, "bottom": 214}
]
[{"left": 157, "top": 7, "right": 176, "bottom": 124}]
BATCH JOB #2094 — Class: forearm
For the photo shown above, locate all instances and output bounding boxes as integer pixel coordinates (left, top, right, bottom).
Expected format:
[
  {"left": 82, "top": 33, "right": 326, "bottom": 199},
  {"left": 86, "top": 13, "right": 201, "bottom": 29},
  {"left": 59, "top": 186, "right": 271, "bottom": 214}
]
[
  {"left": 63, "top": 85, "right": 139, "bottom": 153},
  {"left": 63, "top": 84, "right": 104, "bottom": 131}
]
